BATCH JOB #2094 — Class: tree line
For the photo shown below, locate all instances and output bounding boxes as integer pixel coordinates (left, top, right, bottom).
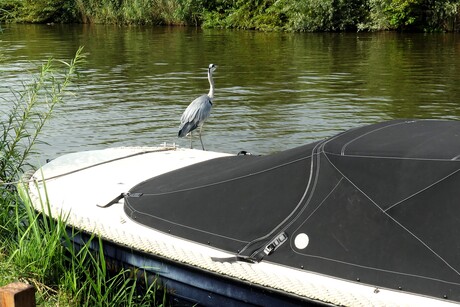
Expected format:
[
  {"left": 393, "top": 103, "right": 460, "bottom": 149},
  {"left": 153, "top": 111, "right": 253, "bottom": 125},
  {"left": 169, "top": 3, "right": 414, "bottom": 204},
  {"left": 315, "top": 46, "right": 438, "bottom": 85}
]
[{"left": 1, "top": 0, "right": 459, "bottom": 32}]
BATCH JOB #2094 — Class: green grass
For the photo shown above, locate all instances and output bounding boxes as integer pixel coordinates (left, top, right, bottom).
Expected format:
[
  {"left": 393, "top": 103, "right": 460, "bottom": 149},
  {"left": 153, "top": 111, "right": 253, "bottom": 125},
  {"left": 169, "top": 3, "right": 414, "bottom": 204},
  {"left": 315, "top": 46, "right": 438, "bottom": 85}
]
[{"left": 0, "top": 47, "right": 166, "bottom": 306}]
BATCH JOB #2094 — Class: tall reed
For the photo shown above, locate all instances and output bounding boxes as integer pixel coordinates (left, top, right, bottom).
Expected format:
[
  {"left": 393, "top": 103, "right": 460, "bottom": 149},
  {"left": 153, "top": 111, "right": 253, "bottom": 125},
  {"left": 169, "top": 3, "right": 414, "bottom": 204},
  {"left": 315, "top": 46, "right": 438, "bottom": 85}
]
[
  {"left": 16, "top": 184, "right": 165, "bottom": 306},
  {"left": 0, "top": 46, "right": 83, "bottom": 303},
  {"left": 0, "top": 48, "right": 166, "bottom": 306},
  {"left": 0, "top": 47, "right": 84, "bottom": 243},
  {"left": 0, "top": 47, "right": 83, "bottom": 186}
]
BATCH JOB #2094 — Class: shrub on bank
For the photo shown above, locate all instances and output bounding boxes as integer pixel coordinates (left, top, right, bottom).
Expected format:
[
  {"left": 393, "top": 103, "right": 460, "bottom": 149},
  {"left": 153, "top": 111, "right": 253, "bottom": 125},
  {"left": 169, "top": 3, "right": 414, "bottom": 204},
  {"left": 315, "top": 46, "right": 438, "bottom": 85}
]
[
  {"left": 0, "top": 0, "right": 458, "bottom": 31},
  {"left": 0, "top": 0, "right": 460, "bottom": 32}
]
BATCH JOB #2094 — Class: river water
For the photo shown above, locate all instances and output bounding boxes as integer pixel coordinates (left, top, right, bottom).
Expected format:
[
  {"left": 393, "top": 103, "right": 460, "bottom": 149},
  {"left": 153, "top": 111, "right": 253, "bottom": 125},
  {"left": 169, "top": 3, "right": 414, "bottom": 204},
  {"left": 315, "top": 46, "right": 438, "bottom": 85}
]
[{"left": 1, "top": 24, "right": 459, "bottom": 162}]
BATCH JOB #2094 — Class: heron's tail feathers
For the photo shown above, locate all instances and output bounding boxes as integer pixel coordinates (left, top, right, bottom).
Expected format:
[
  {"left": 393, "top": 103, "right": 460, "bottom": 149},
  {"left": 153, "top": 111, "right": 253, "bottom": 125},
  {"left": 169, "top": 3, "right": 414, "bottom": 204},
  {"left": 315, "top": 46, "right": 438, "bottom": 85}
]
[{"left": 178, "top": 122, "right": 198, "bottom": 137}]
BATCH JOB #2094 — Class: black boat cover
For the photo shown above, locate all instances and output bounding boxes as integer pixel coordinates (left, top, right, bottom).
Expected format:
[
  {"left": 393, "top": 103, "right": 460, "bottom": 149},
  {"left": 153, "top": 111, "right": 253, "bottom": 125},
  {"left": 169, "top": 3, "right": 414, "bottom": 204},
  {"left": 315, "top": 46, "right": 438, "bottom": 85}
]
[{"left": 124, "top": 119, "right": 460, "bottom": 302}]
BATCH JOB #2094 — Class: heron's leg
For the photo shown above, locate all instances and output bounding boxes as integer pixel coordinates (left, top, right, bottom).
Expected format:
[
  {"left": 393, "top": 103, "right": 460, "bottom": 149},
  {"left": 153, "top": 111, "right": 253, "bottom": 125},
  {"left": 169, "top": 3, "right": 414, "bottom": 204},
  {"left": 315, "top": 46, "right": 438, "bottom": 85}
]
[
  {"left": 189, "top": 131, "right": 193, "bottom": 149},
  {"left": 199, "top": 134, "right": 205, "bottom": 151},
  {"left": 199, "top": 125, "right": 205, "bottom": 151}
]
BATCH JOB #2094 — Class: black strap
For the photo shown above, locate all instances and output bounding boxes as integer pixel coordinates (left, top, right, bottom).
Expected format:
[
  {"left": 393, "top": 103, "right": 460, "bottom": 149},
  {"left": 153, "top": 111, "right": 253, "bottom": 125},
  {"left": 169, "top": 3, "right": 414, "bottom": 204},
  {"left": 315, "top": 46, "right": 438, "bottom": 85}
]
[{"left": 97, "top": 193, "right": 126, "bottom": 208}]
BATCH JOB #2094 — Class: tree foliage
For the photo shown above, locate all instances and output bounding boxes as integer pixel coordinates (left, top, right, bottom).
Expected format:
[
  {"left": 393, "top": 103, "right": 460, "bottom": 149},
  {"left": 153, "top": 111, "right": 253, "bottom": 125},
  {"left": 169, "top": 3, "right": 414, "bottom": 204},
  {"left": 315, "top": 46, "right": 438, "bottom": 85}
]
[{"left": 0, "top": 0, "right": 459, "bottom": 31}]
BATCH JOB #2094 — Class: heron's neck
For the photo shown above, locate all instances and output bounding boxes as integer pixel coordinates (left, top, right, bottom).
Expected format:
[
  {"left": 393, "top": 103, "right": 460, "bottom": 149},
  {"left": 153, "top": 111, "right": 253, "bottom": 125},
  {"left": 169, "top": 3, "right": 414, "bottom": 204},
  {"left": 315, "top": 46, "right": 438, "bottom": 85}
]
[{"left": 207, "top": 70, "right": 214, "bottom": 99}]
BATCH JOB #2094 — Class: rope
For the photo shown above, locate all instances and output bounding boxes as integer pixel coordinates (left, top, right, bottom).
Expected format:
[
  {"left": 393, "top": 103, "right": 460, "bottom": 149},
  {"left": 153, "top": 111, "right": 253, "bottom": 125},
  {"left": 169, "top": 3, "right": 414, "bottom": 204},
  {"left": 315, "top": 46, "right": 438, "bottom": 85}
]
[{"left": 2, "top": 146, "right": 177, "bottom": 187}]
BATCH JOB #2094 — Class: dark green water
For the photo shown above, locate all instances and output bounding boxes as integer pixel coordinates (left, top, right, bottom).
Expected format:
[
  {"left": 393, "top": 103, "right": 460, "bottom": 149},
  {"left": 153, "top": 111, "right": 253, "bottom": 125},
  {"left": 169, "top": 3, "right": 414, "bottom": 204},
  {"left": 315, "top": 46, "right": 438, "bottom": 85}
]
[{"left": 1, "top": 24, "right": 459, "bottom": 160}]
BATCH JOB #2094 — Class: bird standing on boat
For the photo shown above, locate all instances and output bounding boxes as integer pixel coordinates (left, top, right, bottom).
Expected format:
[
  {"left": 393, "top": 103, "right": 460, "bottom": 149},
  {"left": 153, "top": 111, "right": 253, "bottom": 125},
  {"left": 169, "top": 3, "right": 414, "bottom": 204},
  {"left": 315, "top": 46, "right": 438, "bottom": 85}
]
[{"left": 178, "top": 64, "right": 217, "bottom": 150}]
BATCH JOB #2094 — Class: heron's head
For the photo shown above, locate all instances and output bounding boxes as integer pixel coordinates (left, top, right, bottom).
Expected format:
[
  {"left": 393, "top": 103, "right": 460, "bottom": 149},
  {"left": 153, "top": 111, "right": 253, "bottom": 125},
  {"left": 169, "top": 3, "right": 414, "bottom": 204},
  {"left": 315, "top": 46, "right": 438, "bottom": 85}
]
[{"left": 208, "top": 64, "right": 217, "bottom": 73}]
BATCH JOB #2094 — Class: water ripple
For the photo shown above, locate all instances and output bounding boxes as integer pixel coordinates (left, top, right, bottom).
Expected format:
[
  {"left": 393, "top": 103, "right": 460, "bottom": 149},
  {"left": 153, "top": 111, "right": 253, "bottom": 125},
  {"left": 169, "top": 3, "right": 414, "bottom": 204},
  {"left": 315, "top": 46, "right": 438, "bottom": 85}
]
[{"left": 1, "top": 25, "right": 459, "bottom": 159}]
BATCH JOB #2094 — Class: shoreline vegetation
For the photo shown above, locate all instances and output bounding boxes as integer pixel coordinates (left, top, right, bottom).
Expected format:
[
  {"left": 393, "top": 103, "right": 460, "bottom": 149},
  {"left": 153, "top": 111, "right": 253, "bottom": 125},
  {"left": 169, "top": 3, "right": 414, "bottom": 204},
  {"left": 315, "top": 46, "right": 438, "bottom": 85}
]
[
  {"left": 0, "top": 49, "right": 166, "bottom": 306},
  {"left": 0, "top": 0, "right": 459, "bottom": 32}
]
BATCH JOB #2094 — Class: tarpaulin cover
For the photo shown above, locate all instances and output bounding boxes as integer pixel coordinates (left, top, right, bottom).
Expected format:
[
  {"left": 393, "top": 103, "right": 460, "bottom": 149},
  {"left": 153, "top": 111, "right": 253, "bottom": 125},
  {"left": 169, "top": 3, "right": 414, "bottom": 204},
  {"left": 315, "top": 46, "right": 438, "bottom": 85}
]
[{"left": 124, "top": 120, "right": 460, "bottom": 301}]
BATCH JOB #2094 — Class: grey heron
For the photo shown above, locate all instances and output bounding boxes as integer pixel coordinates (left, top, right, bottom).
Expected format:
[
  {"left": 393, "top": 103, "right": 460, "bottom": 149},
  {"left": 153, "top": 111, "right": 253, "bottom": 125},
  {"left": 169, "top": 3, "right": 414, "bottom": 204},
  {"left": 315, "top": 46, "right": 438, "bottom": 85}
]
[{"left": 178, "top": 64, "right": 217, "bottom": 150}]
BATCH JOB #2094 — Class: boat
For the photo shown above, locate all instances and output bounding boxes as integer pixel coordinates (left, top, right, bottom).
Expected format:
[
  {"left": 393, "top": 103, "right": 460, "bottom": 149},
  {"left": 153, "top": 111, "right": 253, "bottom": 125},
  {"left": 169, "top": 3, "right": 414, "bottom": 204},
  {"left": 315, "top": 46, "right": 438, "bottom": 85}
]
[{"left": 22, "top": 119, "right": 460, "bottom": 306}]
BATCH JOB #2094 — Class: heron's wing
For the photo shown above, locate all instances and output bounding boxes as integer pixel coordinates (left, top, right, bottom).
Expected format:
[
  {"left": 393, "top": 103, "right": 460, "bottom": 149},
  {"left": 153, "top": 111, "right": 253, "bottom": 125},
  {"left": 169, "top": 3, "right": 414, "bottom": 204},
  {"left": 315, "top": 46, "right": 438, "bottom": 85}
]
[{"left": 180, "top": 95, "right": 212, "bottom": 125}]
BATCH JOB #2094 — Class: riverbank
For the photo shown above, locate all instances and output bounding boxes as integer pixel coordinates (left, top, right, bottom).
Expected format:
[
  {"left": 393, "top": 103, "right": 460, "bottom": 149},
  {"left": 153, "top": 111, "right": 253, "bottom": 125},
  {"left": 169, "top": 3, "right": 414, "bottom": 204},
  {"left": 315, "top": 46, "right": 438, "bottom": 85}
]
[{"left": 0, "top": 0, "right": 459, "bottom": 32}]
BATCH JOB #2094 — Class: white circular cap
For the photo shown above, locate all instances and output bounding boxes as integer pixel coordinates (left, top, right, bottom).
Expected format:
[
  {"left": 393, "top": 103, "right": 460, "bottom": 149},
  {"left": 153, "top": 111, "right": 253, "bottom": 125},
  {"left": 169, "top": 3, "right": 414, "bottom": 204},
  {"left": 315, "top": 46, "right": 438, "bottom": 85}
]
[{"left": 294, "top": 233, "right": 310, "bottom": 250}]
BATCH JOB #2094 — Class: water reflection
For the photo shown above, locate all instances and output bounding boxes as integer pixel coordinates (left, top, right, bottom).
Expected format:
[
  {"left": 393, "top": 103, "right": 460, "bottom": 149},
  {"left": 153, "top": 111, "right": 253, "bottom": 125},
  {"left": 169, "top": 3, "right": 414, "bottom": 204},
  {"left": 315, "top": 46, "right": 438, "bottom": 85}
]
[{"left": 0, "top": 25, "right": 459, "bottom": 161}]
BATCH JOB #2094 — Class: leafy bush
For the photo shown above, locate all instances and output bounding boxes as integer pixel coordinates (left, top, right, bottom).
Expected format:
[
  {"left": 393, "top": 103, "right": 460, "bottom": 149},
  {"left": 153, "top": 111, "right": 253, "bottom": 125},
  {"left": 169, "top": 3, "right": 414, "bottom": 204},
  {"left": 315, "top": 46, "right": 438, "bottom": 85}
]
[
  {"left": 0, "top": 0, "right": 76, "bottom": 23},
  {"left": 0, "top": 0, "right": 459, "bottom": 31},
  {"left": 422, "top": 0, "right": 460, "bottom": 32},
  {"left": 0, "top": 0, "right": 22, "bottom": 22},
  {"left": 358, "top": 0, "right": 391, "bottom": 31},
  {"left": 385, "top": 0, "right": 419, "bottom": 29}
]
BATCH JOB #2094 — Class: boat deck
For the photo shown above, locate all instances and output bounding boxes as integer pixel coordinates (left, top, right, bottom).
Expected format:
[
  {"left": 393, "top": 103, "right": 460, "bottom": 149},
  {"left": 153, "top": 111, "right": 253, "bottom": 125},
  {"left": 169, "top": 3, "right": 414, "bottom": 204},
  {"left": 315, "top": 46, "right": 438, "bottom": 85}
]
[{"left": 23, "top": 146, "right": 460, "bottom": 306}]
